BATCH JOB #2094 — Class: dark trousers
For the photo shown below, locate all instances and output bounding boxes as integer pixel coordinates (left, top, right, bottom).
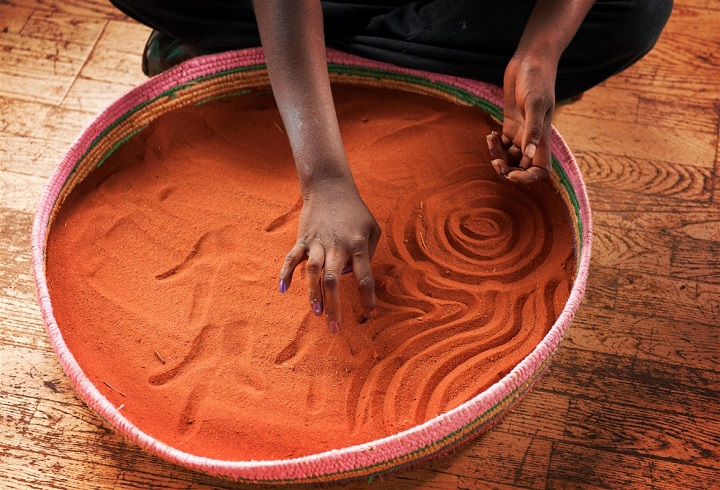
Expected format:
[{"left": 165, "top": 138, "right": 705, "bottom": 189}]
[{"left": 110, "top": 0, "right": 672, "bottom": 101}]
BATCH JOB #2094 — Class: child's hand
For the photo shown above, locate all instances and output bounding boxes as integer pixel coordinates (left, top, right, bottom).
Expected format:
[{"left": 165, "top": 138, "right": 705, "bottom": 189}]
[{"left": 278, "top": 180, "right": 381, "bottom": 334}]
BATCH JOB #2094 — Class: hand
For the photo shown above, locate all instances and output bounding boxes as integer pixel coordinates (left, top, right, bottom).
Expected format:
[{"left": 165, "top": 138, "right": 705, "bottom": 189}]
[
  {"left": 487, "top": 53, "right": 556, "bottom": 184},
  {"left": 279, "top": 180, "right": 381, "bottom": 334}
]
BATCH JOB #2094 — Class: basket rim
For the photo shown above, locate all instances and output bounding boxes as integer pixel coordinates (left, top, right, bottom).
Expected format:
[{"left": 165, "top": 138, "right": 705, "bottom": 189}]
[{"left": 31, "top": 47, "right": 593, "bottom": 483}]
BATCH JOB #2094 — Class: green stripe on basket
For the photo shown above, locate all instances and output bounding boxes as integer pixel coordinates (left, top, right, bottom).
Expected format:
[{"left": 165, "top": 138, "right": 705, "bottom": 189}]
[
  {"left": 328, "top": 63, "right": 503, "bottom": 120},
  {"left": 95, "top": 127, "right": 147, "bottom": 168},
  {"left": 554, "top": 157, "right": 584, "bottom": 252},
  {"left": 72, "top": 63, "right": 269, "bottom": 175}
]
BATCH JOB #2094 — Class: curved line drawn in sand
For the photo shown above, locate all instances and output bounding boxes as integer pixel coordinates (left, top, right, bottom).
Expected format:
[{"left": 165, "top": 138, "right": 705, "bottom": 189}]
[{"left": 344, "top": 167, "right": 568, "bottom": 435}]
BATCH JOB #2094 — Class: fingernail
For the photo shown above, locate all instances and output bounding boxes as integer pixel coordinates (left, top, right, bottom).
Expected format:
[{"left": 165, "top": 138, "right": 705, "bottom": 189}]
[
  {"left": 492, "top": 160, "right": 505, "bottom": 176},
  {"left": 525, "top": 143, "right": 536, "bottom": 159},
  {"left": 313, "top": 301, "right": 322, "bottom": 316},
  {"left": 279, "top": 279, "right": 288, "bottom": 294},
  {"left": 486, "top": 134, "right": 494, "bottom": 150},
  {"left": 363, "top": 310, "right": 375, "bottom": 320},
  {"left": 341, "top": 266, "right": 353, "bottom": 275},
  {"left": 328, "top": 320, "right": 340, "bottom": 334}
]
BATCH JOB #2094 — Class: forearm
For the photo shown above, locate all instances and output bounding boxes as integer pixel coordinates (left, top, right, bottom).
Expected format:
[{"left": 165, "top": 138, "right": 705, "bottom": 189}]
[
  {"left": 516, "top": 0, "right": 596, "bottom": 63},
  {"left": 253, "top": 0, "right": 354, "bottom": 195}
]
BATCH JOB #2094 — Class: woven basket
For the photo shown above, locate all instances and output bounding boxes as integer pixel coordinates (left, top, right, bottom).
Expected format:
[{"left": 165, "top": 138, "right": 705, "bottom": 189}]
[{"left": 31, "top": 48, "right": 592, "bottom": 485}]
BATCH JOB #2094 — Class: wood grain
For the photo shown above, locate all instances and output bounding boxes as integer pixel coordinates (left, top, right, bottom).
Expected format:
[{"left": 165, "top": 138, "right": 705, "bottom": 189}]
[
  {"left": 578, "top": 151, "right": 713, "bottom": 202},
  {"left": 568, "top": 306, "right": 720, "bottom": 371},
  {"left": 1, "top": 1, "right": 719, "bottom": 488},
  {"left": 539, "top": 347, "right": 720, "bottom": 423},
  {"left": 616, "top": 272, "right": 720, "bottom": 327},
  {"left": 548, "top": 443, "right": 720, "bottom": 489}
]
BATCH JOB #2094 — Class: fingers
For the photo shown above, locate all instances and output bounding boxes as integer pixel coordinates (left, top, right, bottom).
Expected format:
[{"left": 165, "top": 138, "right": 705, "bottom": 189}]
[
  {"left": 488, "top": 103, "right": 553, "bottom": 184},
  {"left": 510, "top": 111, "right": 553, "bottom": 183},
  {"left": 322, "top": 250, "right": 345, "bottom": 334},
  {"left": 487, "top": 131, "right": 511, "bottom": 177},
  {"left": 532, "top": 111, "right": 554, "bottom": 174},
  {"left": 349, "top": 242, "right": 376, "bottom": 321},
  {"left": 506, "top": 168, "right": 544, "bottom": 184},
  {"left": 521, "top": 95, "right": 551, "bottom": 160},
  {"left": 305, "top": 242, "right": 324, "bottom": 317},
  {"left": 279, "top": 242, "right": 308, "bottom": 293}
]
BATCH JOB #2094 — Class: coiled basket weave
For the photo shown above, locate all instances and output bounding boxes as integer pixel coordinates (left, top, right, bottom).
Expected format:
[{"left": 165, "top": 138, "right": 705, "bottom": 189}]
[{"left": 31, "top": 48, "right": 592, "bottom": 485}]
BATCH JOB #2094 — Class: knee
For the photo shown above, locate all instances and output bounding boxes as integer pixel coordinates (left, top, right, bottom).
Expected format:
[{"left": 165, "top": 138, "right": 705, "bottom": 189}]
[{"left": 611, "top": 0, "right": 674, "bottom": 62}]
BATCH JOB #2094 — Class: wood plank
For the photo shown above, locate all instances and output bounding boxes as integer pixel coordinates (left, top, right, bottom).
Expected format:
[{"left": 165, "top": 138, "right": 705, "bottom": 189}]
[
  {"left": 671, "top": 236, "right": 720, "bottom": 284},
  {"left": 76, "top": 20, "right": 150, "bottom": 85},
  {"left": 0, "top": 209, "right": 50, "bottom": 350},
  {"left": 0, "top": 5, "right": 34, "bottom": 34},
  {"left": 60, "top": 76, "right": 137, "bottom": 115},
  {"left": 591, "top": 226, "right": 673, "bottom": 276},
  {"left": 592, "top": 207, "right": 720, "bottom": 240},
  {"left": 605, "top": 64, "right": 720, "bottom": 104},
  {"left": 562, "top": 397, "right": 719, "bottom": 468},
  {"left": 578, "top": 151, "right": 713, "bottom": 202},
  {"left": 568, "top": 306, "right": 720, "bottom": 371},
  {"left": 616, "top": 272, "right": 720, "bottom": 327},
  {"left": 548, "top": 443, "right": 720, "bottom": 489},
  {"left": 0, "top": 170, "right": 47, "bottom": 213},
  {"left": 494, "top": 390, "right": 569, "bottom": 441},
  {"left": 62, "top": 20, "right": 150, "bottom": 113},
  {"left": 0, "top": 16, "right": 103, "bottom": 104},
  {"left": 586, "top": 186, "right": 713, "bottom": 213},
  {"left": 553, "top": 113, "right": 716, "bottom": 169},
  {"left": 0, "top": 96, "right": 93, "bottom": 144},
  {"left": 581, "top": 266, "right": 619, "bottom": 311},
  {"left": 636, "top": 95, "right": 719, "bottom": 135},
  {"left": 8, "top": 0, "right": 130, "bottom": 20},
  {"left": 0, "top": 133, "right": 65, "bottom": 177},
  {"left": 0, "top": 346, "right": 241, "bottom": 489},
  {"left": 554, "top": 85, "right": 640, "bottom": 124},
  {"left": 412, "top": 430, "right": 553, "bottom": 489},
  {"left": 19, "top": 9, "right": 105, "bottom": 46},
  {"left": 649, "top": 7, "right": 720, "bottom": 71},
  {"left": 0, "top": 388, "right": 38, "bottom": 449},
  {"left": 675, "top": 0, "right": 720, "bottom": 10},
  {"left": 539, "top": 347, "right": 720, "bottom": 423}
]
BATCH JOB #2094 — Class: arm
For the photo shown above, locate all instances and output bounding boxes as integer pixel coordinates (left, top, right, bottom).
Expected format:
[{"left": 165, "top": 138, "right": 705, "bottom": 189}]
[
  {"left": 487, "top": 0, "right": 596, "bottom": 183},
  {"left": 254, "top": 0, "right": 380, "bottom": 333}
]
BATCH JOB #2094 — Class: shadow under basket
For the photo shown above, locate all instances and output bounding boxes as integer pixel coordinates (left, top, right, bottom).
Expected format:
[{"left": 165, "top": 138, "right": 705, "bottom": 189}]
[{"left": 31, "top": 48, "right": 593, "bottom": 485}]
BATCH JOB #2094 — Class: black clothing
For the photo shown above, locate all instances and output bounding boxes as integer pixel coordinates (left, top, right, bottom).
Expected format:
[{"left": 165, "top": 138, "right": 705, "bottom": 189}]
[{"left": 111, "top": 0, "right": 672, "bottom": 100}]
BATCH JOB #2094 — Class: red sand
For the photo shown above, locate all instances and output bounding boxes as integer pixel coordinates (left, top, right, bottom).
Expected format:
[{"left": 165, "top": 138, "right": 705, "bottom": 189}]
[{"left": 46, "top": 86, "right": 575, "bottom": 461}]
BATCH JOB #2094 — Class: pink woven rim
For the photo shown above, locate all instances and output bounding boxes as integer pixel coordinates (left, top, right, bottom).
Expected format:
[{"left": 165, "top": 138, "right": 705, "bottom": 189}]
[{"left": 31, "top": 47, "right": 593, "bottom": 483}]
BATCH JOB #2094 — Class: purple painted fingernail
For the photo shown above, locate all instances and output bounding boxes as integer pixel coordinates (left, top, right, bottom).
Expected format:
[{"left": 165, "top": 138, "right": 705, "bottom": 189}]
[
  {"left": 279, "top": 279, "right": 288, "bottom": 294},
  {"left": 328, "top": 320, "right": 340, "bottom": 335},
  {"left": 313, "top": 301, "right": 323, "bottom": 316},
  {"left": 341, "top": 266, "right": 353, "bottom": 275}
]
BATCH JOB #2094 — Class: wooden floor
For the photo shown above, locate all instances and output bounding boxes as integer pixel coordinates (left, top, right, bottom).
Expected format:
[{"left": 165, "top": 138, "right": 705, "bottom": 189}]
[{"left": 1, "top": 1, "right": 718, "bottom": 488}]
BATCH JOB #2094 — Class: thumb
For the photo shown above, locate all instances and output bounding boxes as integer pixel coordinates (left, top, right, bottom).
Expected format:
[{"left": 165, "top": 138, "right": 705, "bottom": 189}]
[{"left": 522, "top": 94, "right": 552, "bottom": 160}]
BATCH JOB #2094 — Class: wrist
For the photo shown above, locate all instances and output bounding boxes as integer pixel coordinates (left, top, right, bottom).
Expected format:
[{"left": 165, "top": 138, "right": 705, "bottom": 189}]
[
  {"left": 299, "top": 167, "right": 357, "bottom": 199},
  {"left": 513, "top": 42, "right": 561, "bottom": 69}
]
